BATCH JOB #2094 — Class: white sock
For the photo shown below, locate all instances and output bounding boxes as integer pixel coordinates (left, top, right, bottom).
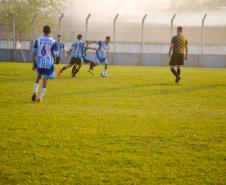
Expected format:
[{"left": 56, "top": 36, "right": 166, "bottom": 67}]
[
  {"left": 33, "top": 83, "right": 39, "bottom": 94},
  {"left": 39, "top": 88, "right": 46, "bottom": 99}
]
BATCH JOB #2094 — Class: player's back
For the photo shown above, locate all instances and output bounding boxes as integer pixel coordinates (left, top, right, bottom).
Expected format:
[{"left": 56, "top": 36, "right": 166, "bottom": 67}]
[
  {"left": 172, "top": 34, "right": 187, "bottom": 55},
  {"left": 34, "top": 36, "right": 56, "bottom": 69},
  {"left": 71, "top": 40, "right": 86, "bottom": 58}
]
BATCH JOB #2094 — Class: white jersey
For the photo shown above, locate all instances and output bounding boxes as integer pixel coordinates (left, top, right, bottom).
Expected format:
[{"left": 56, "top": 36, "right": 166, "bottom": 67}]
[
  {"left": 71, "top": 40, "right": 86, "bottom": 58},
  {"left": 33, "top": 36, "right": 57, "bottom": 70},
  {"left": 96, "top": 41, "right": 109, "bottom": 59}
]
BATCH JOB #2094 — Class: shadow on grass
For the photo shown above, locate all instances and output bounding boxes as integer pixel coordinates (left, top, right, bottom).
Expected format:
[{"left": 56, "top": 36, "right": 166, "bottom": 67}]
[{"left": 61, "top": 83, "right": 226, "bottom": 97}]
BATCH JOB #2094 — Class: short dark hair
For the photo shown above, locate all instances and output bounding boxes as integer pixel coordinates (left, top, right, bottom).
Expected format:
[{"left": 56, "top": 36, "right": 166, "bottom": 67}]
[
  {"left": 43, "top": 25, "right": 51, "bottom": 34},
  {"left": 106, "top": 36, "right": 111, "bottom": 40},
  {"left": 77, "top": 34, "right": 82, "bottom": 40},
  {"left": 177, "top": 26, "right": 183, "bottom": 32},
  {"left": 57, "top": 34, "right": 61, "bottom": 37}
]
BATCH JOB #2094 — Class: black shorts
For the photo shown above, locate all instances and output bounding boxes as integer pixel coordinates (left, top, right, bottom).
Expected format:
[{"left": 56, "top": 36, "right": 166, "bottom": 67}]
[
  {"left": 169, "top": 53, "right": 184, "bottom": 66},
  {"left": 55, "top": 57, "right": 61, "bottom": 65},
  {"left": 83, "top": 57, "right": 91, "bottom": 64},
  {"left": 70, "top": 57, "right": 82, "bottom": 65}
]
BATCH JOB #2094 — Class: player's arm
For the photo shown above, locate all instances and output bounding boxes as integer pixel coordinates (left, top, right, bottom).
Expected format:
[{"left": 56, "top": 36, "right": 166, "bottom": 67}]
[
  {"left": 86, "top": 46, "right": 97, "bottom": 51},
  {"left": 185, "top": 40, "right": 188, "bottom": 60},
  {"left": 63, "top": 43, "right": 66, "bottom": 56},
  {"left": 168, "top": 43, "right": 174, "bottom": 57},
  {"left": 32, "top": 40, "right": 38, "bottom": 71},
  {"left": 65, "top": 48, "right": 72, "bottom": 58},
  {"left": 168, "top": 37, "right": 174, "bottom": 57},
  {"left": 87, "top": 41, "right": 97, "bottom": 44},
  {"left": 52, "top": 42, "right": 58, "bottom": 63}
]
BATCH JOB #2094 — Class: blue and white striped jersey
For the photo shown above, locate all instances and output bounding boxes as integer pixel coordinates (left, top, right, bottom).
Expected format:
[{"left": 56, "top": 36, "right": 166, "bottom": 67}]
[
  {"left": 33, "top": 36, "right": 57, "bottom": 70},
  {"left": 71, "top": 40, "right": 86, "bottom": 58},
  {"left": 96, "top": 41, "right": 109, "bottom": 59},
  {"left": 56, "top": 41, "right": 65, "bottom": 57}
]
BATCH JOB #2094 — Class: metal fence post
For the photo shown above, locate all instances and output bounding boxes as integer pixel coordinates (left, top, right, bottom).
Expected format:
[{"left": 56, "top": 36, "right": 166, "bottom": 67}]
[
  {"left": 86, "top": 13, "right": 91, "bottom": 40},
  {"left": 113, "top": 14, "right": 119, "bottom": 53}
]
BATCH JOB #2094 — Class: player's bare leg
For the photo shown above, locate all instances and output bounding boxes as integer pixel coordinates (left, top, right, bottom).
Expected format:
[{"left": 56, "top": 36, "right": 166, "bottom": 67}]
[
  {"left": 57, "top": 64, "right": 73, "bottom": 77},
  {"left": 89, "top": 61, "right": 97, "bottom": 75},
  {"left": 104, "top": 64, "right": 108, "bottom": 72},
  {"left": 71, "top": 64, "right": 77, "bottom": 75},
  {"left": 32, "top": 74, "right": 42, "bottom": 102},
  {"left": 72, "top": 63, "right": 82, "bottom": 77},
  {"left": 37, "top": 78, "right": 48, "bottom": 102}
]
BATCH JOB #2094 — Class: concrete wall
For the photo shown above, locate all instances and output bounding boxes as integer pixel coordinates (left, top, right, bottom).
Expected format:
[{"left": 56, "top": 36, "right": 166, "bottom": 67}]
[
  {"left": 0, "top": 49, "right": 226, "bottom": 68},
  {"left": 109, "top": 53, "right": 226, "bottom": 68}
]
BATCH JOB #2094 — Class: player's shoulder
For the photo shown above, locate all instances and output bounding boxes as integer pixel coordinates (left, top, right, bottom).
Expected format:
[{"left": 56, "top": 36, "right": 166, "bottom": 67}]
[
  {"left": 97, "top": 40, "right": 103, "bottom": 45},
  {"left": 49, "top": 37, "right": 56, "bottom": 43}
]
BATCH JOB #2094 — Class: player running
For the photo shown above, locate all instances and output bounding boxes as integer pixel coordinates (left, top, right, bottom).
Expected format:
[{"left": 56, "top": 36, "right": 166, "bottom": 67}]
[
  {"left": 168, "top": 26, "right": 188, "bottom": 83},
  {"left": 55, "top": 34, "right": 65, "bottom": 65},
  {"left": 57, "top": 34, "right": 94, "bottom": 78},
  {"left": 87, "top": 36, "right": 111, "bottom": 74},
  {"left": 31, "top": 25, "right": 57, "bottom": 102}
]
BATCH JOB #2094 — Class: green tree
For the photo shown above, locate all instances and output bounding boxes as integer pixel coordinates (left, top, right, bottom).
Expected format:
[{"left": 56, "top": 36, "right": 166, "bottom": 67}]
[{"left": 0, "top": 0, "right": 66, "bottom": 40}]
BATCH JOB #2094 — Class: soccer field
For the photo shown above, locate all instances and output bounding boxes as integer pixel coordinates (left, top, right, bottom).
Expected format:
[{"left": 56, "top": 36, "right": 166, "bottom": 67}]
[{"left": 0, "top": 62, "right": 226, "bottom": 185}]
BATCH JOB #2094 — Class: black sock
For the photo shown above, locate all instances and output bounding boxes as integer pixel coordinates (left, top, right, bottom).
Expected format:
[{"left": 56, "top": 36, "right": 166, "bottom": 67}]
[
  {"left": 74, "top": 69, "right": 79, "bottom": 75},
  {"left": 61, "top": 66, "right": 66, "bottom": 72},
  {"left": 72, "top": 69, "right": 79, "bottom": 76},
  {"left": 90, "top": 64, "right": 94, "bottom": 70},
  {"left": 170, "top": 68, "right": 178, "bottom": 78},
  {"left": 72, "top": 66, "right": 76, "bottom": 74},
  {"left": 177, "top": 68, "right": 181, "bottom": 77}
]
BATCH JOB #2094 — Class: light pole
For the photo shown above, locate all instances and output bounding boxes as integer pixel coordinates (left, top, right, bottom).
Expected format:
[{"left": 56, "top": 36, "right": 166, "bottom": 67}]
[
  {"left": 113, "top": 14, "right": 119, "bottom": 53},
  {"left": 86, "top": 13, "right": 91, "bottom": 40},
  {"left": 13, "top": 13, "right": 18, "bottom": 49},
  {"left": 201, "top": 13, "right": 207, "bottom": 55},
  {"left": 59, "top": 13, "right": 64, "bottom": 35},
  {"left": 141, "top": 14, "right": 147, "bottom": 53},
  {"left": 32, "top": 13, "right": 38, "bottom": 48},
  {"left": 171, "top": 13, "right": 176, "bottom": 38}
]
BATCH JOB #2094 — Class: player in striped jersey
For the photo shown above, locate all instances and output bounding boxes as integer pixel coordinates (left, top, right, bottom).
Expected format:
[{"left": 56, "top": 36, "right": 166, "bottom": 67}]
[
  {"left": 87, "top": 36, "right": 111, "bottom": 74},
  {"left": 55, "top": 34, "right": 65, "bottom": 65},
  {"left": 32, "top": 25, "right": 57, "bottom": 102},
  {"left": 57, "top": 34, "right": 95, "bottom": 78},
  {"left": 168, "top": 26, "right": 188, "bottom": 83}
]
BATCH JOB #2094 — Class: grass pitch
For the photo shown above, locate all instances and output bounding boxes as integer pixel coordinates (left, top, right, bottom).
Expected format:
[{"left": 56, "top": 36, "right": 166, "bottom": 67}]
[{"left": 0, "top": 62, "right": 226, "bottom": 185}]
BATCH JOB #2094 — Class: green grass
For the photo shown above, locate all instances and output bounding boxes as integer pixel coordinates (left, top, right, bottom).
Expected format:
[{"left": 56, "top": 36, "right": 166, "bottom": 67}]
[{"left": 0, "top": 62, "right": 226, "bottom": 185}]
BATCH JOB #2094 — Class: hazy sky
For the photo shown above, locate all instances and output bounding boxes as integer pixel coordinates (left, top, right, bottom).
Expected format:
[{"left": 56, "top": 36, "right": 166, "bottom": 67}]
[{"left": 65, "top": 0, "right": 226, "bottom": 25}]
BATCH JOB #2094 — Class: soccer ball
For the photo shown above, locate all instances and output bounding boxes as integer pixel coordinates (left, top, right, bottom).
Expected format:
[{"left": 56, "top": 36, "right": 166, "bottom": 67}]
[{"left": 100, "top": 71, "right": 108, "bottom": 77}]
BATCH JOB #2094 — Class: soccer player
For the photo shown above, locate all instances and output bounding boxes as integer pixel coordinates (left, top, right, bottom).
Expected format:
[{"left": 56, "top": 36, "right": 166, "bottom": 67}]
[
  {"left": 32, "top": 25, "right": 57, "bottom": 102},
  {"left": 55, "top": 34, "right": 65, "bottom": 65},
  {"left": 87, "top": 36, "right": 111, "bottom": 74},
  {"left": 168, "top": 26, "right": 188, "bottom": 83},
  {"left": 57, "top": 34, "right": 89, "bottom": 78}
]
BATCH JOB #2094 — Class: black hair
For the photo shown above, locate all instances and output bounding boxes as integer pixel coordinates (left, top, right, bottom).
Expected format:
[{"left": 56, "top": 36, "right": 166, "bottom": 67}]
[
  {"left": 77, "top": 34, "right": 82, "bottom": 40},
  {"left": 106, "top": 36, "right": 111, "bottom": 40},
  {"left": 177, "top": 26, "right": 183, "bottom": 32},
  {"left": 57, "top": 34, "right": 61, "bottom": 37},
  {"left": 43, "top": 25, "right": 51, "bottom": 35}
]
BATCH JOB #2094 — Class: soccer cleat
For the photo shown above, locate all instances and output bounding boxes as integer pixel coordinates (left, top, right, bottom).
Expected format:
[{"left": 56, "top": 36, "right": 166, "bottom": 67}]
[
  {"left": 175, "top": 77, "right": 181, "bottom": 83},
  {"left": 31, "top": 93, "right": 37, "bottom": 102},
  {"left": 37, "top": 98, "right": 42, "bottom": 102},
  {"left": 57, "top": 69, "right": 62, "bottom": 77},
  {"left": 88, "top": 69, "right": 94, "bottom": 75}
]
